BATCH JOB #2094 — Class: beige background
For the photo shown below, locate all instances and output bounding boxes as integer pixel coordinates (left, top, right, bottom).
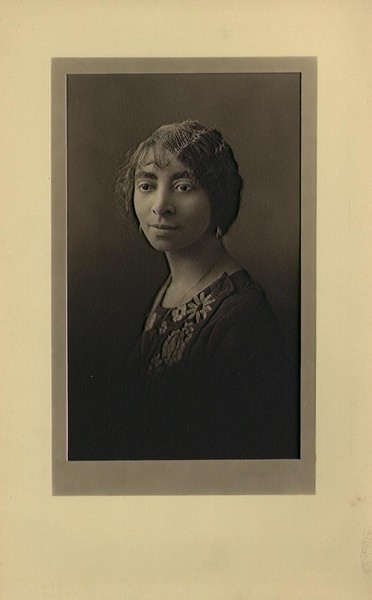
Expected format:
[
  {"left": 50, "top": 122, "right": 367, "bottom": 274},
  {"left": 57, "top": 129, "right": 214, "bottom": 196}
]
[{"left": 1, "top": 1, "right": 371, "bottom": 598}]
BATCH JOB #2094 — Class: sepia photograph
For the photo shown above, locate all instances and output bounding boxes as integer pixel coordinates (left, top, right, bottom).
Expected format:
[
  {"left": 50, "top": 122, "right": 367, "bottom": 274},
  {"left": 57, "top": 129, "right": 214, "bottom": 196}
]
[
  {"left": 52, "top": 58, "right": 316, "bottom": 493},
  {"left": 4, "top": 2, "right": 371, "bottom": 598}
]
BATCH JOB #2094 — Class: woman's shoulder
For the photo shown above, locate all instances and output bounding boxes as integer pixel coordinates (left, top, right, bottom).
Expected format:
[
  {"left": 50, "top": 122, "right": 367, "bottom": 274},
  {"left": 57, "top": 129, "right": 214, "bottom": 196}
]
[
  {"left": 227, "top": 268, "right": 266, "bottom": 297},
  {"left": 212, "top": 269, "right": 274, "bottom": 319},
  {"left": 202, "top": 269, "right": 281, "bottom": 352}
]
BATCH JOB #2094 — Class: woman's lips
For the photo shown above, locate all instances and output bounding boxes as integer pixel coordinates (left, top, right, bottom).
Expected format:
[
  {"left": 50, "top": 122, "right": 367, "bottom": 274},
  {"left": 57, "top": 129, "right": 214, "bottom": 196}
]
[{"left": 150, "top": 224, "right": 178, "bottom": 230}]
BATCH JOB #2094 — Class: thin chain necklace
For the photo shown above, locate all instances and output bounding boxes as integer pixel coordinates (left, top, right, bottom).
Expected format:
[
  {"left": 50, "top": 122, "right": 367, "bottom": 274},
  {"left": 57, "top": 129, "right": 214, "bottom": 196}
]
[
  {"left": 162, "top": 253, "right": 223, "bottom": 310},
  {"left": 144, "top": 254, "right": 223, "bottom": 334}
]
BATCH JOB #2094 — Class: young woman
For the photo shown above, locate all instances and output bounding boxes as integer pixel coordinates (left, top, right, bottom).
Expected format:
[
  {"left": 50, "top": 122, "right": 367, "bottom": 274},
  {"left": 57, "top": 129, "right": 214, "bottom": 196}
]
[{"left": 112, "top": 120, "right": 299, "bottom": 460}]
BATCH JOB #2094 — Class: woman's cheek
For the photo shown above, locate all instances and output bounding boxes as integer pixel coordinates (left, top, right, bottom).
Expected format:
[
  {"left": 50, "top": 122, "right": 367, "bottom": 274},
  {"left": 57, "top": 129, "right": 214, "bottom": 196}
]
[{"left": 133, "top": 196, "right": 144, "bottom": 223}]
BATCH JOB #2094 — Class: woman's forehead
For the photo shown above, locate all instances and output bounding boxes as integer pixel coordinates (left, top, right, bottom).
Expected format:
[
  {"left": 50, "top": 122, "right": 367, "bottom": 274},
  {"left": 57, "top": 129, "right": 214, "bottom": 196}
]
[{"left": 135, "top": 146, "right": 189, "bottom": 173}]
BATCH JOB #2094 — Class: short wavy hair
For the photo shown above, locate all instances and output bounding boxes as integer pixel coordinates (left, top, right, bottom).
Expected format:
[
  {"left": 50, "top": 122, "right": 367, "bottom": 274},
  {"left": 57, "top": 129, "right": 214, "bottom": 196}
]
[{"left": 115, "top": 120, "right": 243, "bottom": 236}]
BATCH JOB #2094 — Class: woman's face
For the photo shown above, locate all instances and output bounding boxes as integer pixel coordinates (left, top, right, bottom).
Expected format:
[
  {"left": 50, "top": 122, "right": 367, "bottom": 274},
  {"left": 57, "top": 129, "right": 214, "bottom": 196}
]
[{"left": 133, "top": 148, "right": 213, "bottom": 254}]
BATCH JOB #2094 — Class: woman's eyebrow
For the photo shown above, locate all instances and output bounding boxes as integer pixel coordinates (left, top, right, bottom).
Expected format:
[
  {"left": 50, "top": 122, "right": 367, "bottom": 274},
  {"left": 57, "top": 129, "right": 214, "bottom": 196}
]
[
  {"left": 170, "top": 170, "right": 192, "bottom": 181},
  {"left": 135, "top": 171, "right": 157, "bottom": 180}
]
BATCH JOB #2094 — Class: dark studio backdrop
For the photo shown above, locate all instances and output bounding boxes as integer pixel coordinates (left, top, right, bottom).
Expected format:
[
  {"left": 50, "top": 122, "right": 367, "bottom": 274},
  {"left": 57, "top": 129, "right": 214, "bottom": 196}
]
[{"left": 67, "top": 73, "right": 301, "bottom": 459}]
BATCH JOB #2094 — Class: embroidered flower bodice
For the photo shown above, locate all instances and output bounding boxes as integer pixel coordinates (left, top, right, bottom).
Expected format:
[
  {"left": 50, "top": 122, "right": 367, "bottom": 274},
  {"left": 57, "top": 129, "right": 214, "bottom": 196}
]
[
  {"left": 116, "top": 269, "right": 299, "bottom": 460},
  {"left": 142, "top": 272, "right": 232, "bottom": 375}
]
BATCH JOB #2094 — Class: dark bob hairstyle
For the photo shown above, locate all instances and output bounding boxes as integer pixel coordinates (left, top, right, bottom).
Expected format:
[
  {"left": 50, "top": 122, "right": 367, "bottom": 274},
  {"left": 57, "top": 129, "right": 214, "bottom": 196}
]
[{"left": 115, "top": 120, "right": 243, "bottom": 236}]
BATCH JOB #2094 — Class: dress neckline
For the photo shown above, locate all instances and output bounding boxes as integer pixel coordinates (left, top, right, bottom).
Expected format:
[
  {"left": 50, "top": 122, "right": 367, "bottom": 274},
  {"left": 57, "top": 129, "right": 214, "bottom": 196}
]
[{"left": 157, "top": 269, "right": 244, "bottom": 314}]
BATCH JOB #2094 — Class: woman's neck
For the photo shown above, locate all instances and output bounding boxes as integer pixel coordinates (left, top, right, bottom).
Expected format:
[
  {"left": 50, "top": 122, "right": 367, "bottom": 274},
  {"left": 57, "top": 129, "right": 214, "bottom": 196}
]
[
  {"left": 165, "top": 237, "right": 225, "bottom": 288},
  {"left": 161, "top": 235, "right": 241, "bottom": 308}
]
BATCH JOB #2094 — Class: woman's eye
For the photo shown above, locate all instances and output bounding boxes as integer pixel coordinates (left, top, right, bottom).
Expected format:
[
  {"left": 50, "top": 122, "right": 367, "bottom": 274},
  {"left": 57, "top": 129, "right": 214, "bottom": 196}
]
[
  {"left": 137, "top": 182, "right": 153, "bottom": 192},
  {"left": 175, "top": 183, "right": 193, "bottom": 192}
]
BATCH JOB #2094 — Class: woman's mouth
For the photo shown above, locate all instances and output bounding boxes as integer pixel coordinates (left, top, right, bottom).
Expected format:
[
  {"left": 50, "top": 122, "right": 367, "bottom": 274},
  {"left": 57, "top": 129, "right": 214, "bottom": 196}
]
[{"left": 150, "top": 224, "right": 178, "bottom": 231}]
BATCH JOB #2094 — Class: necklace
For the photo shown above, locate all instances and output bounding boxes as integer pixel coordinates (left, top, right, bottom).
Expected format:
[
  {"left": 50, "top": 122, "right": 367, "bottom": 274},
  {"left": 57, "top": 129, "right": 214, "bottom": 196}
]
[
  {"left": 144, "top": 254, "right": 223, "bottom": 334},
  {"left": 163, "top": 253, "right": 223, "bottom": 309}
]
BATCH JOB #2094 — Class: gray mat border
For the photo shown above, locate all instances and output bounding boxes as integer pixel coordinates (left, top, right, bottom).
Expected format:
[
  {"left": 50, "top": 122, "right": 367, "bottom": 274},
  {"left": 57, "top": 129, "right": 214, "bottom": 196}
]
[{"left": 52, "top": 57, "right": 316, "bottom": 495}]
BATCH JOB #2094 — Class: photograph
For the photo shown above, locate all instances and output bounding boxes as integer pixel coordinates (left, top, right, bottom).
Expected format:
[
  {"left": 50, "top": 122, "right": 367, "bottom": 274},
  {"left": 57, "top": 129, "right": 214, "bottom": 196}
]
[
  {"left": 5, "top": 3, "right": 371, "bottom": 598},
  {"left": 52, "top": 58, "right": 315, "bottom": 493},
  {"left": 67, "top": 72, "right": 301, "bottom": 461}
]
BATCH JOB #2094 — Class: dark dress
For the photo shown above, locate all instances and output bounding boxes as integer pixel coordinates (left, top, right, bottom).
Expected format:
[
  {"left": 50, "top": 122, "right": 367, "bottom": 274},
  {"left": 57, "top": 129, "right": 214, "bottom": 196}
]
[{"left": 108, "top": 270, "right": 299, "bottom": 460}]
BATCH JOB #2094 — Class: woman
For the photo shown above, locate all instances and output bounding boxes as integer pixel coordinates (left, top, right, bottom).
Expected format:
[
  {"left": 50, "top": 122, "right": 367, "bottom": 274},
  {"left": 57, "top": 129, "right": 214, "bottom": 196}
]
[{"left": 112, "top": 120, "right": 299, "bottom": 460}]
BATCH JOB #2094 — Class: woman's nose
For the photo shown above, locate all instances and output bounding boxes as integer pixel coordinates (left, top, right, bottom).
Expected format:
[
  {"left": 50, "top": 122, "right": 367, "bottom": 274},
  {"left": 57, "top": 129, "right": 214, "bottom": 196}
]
[{"left": 151, "top": 188, "right": 174, "bottom": 216}]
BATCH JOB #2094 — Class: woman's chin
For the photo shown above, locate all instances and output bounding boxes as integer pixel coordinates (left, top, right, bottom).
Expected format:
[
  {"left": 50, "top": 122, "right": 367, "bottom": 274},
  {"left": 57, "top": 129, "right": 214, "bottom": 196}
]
[{"left": 146, "top": 236, "right": 180, "bottom": 252}]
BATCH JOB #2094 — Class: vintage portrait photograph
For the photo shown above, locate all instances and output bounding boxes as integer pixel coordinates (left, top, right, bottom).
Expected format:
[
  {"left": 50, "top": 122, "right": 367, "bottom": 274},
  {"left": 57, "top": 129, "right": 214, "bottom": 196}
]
[
  {"left": 52, "top": 58, "right": 316, "bottom": 494},
  {"left": 4, "top": 3, "right": 371, "bottom": 598}
]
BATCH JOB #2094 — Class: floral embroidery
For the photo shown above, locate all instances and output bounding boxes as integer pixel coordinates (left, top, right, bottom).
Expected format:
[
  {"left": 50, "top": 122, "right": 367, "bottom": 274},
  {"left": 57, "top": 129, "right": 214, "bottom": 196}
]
[
  {"left": 186, "top": 292, "right": 215, "bottom": 322},
  {"left": 171, "top": 303, "right": 187, "bottom": 322},
  {"left": 161, "top": 322, "right": 194, "bottom": 365},
  {"left": 159, "top": 321, "right": 168, "bottom": 335},
  {"left": 145, "top": 275, "right": 229, "bottom": 375},
  {"left": 146, "top": 299, "right": 211, "bottom": 374},
  {"left": 147, "top": 323, "right": 194, "bottom": 375}
]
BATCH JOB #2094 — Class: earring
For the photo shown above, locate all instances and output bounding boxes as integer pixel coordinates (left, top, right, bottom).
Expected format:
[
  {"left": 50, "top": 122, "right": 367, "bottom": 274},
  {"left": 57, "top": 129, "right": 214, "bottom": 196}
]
[{"left": 215, "top": 226, "right": 223, "bottom": 239}]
